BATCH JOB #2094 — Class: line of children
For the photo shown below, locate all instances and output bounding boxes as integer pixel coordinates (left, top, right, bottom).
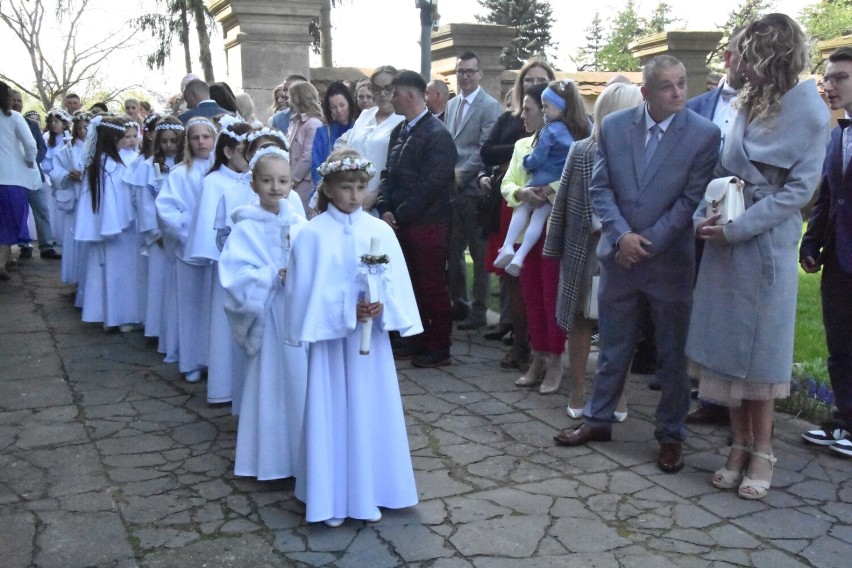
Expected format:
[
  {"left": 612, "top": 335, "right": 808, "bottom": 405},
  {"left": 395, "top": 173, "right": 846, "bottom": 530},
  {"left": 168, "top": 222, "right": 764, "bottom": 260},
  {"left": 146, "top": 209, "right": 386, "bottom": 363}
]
[{"left": 64, "top": 110, "right": 421, "bottom": 527}]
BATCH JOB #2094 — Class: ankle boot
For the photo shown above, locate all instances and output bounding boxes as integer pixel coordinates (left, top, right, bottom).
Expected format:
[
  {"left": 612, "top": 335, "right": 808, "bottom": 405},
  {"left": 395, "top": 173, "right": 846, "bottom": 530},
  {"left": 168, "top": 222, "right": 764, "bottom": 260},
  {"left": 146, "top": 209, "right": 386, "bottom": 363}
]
[
  {"left": 539, "top": 353, "right": 564, "bottom": 394},
  {"left": 515, "top": 351, "right": 545, "bottom": 386}
]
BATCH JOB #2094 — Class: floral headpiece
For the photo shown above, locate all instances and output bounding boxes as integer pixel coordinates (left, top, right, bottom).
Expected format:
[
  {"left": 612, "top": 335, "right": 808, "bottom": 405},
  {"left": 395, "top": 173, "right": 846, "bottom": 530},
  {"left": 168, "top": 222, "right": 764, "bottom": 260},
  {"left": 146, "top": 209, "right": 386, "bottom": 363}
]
[
  {"left": 46, "top": 107, "right": 73, "bottom": 123},
  {"left": 246, "top": 127, "right": 288, "bottom": 149},
  {"left": 216, "top": 115, "right": 249, "bottom": 143},
  {"left": 185, "top": 116, "right": 216, "bottom": 133},
  {"left": 73, "top": 111, "right": 94, "bottom": 123},
  {"left": 143, "top": 112, "right": 163, "bottom": 130},
  {"left": 155, "top": 122, "right": 185, "bottom": 132},
  {"left": 24, "top": 110, "right": 39, "bottom": 119},
  {"left": 248, "top": 146, "right": 290, "bottom": 172},
  {"left": 317, "top": 156, "right": 376, "bottom": 179}
]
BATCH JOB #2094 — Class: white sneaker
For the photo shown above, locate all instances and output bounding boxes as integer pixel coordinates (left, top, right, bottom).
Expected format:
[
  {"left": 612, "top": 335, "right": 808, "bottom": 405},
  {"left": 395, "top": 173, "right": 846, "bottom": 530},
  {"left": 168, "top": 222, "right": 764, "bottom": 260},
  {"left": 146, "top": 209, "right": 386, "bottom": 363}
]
[
  {"left": 802, "top": 423, "right": 849, "bottom": 446},
  {"left": 830, "top": 434, "right": 852, "bottom": 458}
]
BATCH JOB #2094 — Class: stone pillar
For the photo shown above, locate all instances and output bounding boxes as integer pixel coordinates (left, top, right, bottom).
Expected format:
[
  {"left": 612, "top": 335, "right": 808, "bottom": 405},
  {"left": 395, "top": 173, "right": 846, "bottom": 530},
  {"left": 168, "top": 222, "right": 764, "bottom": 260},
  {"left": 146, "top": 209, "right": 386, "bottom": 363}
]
[
  {"left": 629, "top": 31, "right": 723, "bottom": 96},
  {"left": 430, "top": 23, "right": 516, "bottom": 100},
  {"left": 816, "top": 35, "right": 852, "bottom": 61},
  {"left": 207, "top": 0, "right": 323, "bottom": 122}
]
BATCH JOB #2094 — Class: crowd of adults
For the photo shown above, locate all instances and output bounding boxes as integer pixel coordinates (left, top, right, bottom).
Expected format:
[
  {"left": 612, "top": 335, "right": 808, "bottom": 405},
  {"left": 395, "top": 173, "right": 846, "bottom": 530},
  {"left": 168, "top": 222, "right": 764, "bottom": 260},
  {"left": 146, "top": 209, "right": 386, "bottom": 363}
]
[{"left": 1, "top": 12, "right": 850, "bottom": 505}]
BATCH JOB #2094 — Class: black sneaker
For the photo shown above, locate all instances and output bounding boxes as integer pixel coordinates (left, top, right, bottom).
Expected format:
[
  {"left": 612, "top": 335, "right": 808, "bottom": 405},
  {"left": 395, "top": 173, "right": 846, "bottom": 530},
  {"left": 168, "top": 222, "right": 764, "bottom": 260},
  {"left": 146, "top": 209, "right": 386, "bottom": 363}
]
[
  {"left": 411, "top": 351, "right": 451, "bottom": 368},
  {"left": 18, "top": 246, "right": 33, "bottom": 259},
  {"left": 802, "top": 423, "right": 849, "bottom": 446},
  {"left": 830, "top": 433, "right": 852, "bottom": 458},
  {"left": 40, "top": 248, "right": 61, "bottom": 259}
]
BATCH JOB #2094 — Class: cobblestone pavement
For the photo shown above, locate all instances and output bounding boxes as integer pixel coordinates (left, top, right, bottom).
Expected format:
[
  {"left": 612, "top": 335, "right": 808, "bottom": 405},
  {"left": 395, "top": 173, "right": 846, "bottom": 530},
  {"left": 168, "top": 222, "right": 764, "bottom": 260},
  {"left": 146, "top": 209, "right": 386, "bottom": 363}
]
[{"left": 1, "top": 256, "right": 850, "bottom": 568}]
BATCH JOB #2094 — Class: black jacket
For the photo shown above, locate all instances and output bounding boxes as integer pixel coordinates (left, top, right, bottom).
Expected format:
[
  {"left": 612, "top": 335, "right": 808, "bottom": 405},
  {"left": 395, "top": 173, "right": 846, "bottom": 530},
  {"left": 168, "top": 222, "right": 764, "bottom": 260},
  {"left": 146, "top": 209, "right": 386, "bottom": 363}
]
[{"left": 376, "top": 113, "right": 457, "bottom": 226}]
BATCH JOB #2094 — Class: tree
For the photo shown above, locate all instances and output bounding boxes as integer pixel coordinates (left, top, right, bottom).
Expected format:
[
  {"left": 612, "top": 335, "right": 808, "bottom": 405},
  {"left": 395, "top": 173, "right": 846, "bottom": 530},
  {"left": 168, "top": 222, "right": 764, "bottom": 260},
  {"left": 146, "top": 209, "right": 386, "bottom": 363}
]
[
  {"left": 595, "top": 0, "right": 645, "bottom": 71},
  {"left": 309, "top": 0, "right": 349, "bottom": 67},
  {"left": 572, "top": 10, "right": 606, "bottom": 71},
  {"left": 134, "top": 0, "right": 216, "bottom": 82},
  {"left": 647, "top": 2, "right": 682, "bottom": 33},
  {"left": 476, "top": 0, "right": 557, "bottom": 69},
  {"left": 0, "top": 0, "right": 139, "bottom": 112},
  {"left": 800, "top": 0, "right": 852, "bottom": 70},
  {"left": 706, "top": 0, "right": 775, "bottom": 71}
]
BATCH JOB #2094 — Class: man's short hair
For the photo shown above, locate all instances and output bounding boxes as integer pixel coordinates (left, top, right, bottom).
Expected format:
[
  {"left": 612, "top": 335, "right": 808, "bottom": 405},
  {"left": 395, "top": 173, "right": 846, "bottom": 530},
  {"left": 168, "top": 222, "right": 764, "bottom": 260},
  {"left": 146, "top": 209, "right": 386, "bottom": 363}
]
[
  {"left": 392, "top": 70, "right": 427, "bottom": 97},
  {"left": 828, "top": 46, "right": 852, "bottom": 64},
  {"left": 642, "top": 55, "right": 683, "bottom": 87},
  {"left": 184, "top": 79, "right": 210, "bottom": 99},
  {"left": 65, "top": 93, "right": 80, "bottom": 100},
  {"left": 284, "top": 74, "right": 308, "bottom": 83},
  {"left": 427, "top": 80, "right": 449, "bottom": 97},
  {"left": 457, "top": 51, "right": 480, "bottom": 68}
]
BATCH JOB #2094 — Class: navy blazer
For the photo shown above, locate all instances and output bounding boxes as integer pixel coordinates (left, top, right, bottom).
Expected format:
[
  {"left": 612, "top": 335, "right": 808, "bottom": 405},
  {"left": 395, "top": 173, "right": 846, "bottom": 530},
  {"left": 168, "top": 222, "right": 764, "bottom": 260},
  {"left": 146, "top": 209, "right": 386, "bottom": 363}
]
[
  {"left": 801, "top": 122, "right": 852, "bottom": 273},
  {"left": 178, "top": 101, "right": 230, "bottom": 125},
  {"left": 25, "top": 116, "right": 47, "bottom": 181},
  {"left": 686, "top": 86, "right": 722, "bottom": 121}
]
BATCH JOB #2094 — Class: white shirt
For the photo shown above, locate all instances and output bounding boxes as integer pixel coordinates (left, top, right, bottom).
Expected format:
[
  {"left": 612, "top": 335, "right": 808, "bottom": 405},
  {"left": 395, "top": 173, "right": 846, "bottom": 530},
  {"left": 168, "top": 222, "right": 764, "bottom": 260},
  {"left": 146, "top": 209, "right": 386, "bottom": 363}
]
[
  {"left": 711, "top": 78, "right": 739, "bottom": 148},
  {"left": 454, "top": 86, "right": 481, "bottom": 126},
  {"left": 643, "top": 105, "right": 676, "bottom": 143}
]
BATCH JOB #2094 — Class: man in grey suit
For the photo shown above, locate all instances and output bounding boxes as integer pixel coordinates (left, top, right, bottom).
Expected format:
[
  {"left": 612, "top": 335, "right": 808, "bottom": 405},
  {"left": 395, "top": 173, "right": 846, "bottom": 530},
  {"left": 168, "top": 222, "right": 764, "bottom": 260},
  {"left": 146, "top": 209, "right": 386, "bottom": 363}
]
[
  {"left": 554, "top": 56, "right": 720, "bottom": 473},
  {"left": 445, "top": 51, "right": 502, "bottom": 330}
]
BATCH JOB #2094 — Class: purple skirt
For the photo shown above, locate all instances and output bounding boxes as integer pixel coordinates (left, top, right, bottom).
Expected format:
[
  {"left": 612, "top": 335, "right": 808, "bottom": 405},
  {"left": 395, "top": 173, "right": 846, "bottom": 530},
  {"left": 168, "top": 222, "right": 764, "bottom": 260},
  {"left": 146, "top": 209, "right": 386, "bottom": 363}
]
[{"left": 0, "top": 185, "right": 31, "bottom": 244}]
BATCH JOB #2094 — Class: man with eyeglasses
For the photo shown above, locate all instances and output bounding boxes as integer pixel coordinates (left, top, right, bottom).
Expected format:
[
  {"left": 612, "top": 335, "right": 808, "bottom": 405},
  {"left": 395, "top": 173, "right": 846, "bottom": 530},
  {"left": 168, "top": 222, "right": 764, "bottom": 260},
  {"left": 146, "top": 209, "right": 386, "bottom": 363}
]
[
  {"left": 800, "top": 46, "right": 852, "bottom": 458},
  {"left": 270, "top": 74, "right": 307, "bottom": 133},
  {"left": 445, "top": 51, "right": 502, "bottom": 330}
]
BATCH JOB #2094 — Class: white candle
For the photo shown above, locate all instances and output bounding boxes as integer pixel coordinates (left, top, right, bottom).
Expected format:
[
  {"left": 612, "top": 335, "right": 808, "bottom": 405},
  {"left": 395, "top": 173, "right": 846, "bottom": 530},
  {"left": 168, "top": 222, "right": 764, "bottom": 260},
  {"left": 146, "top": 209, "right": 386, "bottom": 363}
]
[
  {"left": 153, "top": 162, "right": 162, "bottom": 180},
  {"left": 359, "top": 237, "right": 381, "bottom": 355}
]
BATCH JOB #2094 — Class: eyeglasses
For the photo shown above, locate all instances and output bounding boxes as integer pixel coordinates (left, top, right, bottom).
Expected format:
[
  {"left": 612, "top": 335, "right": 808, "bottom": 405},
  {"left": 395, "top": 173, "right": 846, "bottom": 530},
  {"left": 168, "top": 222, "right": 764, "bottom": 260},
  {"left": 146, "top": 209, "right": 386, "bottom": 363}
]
[
  {"left": 370, "top": 84, "right": 394, "bottom": 96},
  {"left": 456, "top": 69, "right": 480, "bottom": 78},
  {"left": 522, "top": 76, "right": 550, "bottom": 86},
  {"left": 821, "top": 73, "right": 850, "bottom": 87}
]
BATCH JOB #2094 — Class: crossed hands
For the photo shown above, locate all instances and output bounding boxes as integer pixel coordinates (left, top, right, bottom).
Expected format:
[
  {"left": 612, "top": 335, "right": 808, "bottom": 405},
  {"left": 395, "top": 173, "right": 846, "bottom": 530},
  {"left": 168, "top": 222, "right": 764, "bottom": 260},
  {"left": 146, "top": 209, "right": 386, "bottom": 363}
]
[
  {"left": 615, "top": 232, "right": 652, "bottom": 269},
  {"left": 357, "top": 299, "right": 384, "bottom": 322}
]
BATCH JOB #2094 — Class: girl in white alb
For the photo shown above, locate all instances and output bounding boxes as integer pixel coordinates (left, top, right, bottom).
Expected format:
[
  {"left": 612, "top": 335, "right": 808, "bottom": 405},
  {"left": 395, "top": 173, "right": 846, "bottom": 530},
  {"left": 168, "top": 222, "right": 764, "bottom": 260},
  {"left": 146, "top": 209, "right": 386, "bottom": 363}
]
[
  {"left": 186, "top": 118, "right": 253, "bottom": 405},
  {"left": 155, "top": 117, "right": 216, "bottom": 382},
  {"left": 218, "top": 147, "right": 309, "bottom": 480},
  {"left": 75, "top": 115, "right": 143, "bottom": 330},
  {"left": 49, "top": 111, "right": 91, "bottom": 285},
  {"left": 284, "top": 149, "right": 422, "bottom": 527}
]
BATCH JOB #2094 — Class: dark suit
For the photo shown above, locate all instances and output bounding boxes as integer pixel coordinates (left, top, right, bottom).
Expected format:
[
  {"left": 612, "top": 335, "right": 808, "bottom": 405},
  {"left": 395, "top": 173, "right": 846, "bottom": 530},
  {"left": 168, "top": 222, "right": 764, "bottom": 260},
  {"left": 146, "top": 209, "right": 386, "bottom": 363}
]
[
  {"left": 178, "top": 101, "right": 230, "bottom": 124},
  {"left": 686, "top": 86, "right": 722, "bottom": 120},
  {"left": 800, "top": 120, "right": 852, "bottom": 429},
  {"left": 377, "top": 112, "right": 457, "bottom": 355},
  {"left": 587, "top": 105, "right": 720, "bottom": 442}
]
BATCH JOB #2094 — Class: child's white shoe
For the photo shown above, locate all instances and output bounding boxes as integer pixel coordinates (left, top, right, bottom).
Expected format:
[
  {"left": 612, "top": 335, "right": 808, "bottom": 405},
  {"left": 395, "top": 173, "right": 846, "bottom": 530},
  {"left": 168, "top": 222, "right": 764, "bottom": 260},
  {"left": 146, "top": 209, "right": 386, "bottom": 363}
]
[
  {"left": 323, "top": 517, "right": 345, "bottom": 528},
  {"left": 185, "top": 369, "right": 202, "bottom": 383},
  {"left": 493, "top": 248, "right": 514, "bottom": 269},
  {"left": 504, "top": 259, "right": 523, "bottom": 277}
]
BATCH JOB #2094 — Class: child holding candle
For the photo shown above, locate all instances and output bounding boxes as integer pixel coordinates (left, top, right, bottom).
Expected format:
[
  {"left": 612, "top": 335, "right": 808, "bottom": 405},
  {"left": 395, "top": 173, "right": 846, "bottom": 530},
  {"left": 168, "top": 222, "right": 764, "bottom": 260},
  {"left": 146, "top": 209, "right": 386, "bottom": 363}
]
[{"left": 284, "top": 148, "right": 422, "bottom": 527}]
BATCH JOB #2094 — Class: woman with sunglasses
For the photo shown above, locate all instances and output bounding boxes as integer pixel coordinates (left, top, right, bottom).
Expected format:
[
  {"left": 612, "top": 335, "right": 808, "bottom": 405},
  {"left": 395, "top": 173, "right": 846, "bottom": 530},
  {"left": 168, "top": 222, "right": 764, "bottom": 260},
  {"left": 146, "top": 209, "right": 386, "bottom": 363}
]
[{"left": 333, "top": 65, "right": 404, "bottom": 214}]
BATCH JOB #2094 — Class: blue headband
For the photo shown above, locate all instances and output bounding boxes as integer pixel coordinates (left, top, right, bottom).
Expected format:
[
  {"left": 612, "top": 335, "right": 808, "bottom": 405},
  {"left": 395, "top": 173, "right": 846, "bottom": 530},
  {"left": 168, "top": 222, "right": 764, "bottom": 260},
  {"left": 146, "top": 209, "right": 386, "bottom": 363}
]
[{"left": 541, "top": 87, "right": 566, "bottom": 112}]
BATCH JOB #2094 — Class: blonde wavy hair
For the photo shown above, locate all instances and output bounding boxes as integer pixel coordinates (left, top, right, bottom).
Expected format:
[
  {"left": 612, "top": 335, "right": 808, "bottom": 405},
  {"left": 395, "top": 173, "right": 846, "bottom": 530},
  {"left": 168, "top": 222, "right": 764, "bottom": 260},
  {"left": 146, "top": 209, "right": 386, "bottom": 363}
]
[
  {"left": 736, "top": 13, "right": 809, "bottom": 122},
  {"left": 287, "top": 81, "right": 324, "bottom": 121}
]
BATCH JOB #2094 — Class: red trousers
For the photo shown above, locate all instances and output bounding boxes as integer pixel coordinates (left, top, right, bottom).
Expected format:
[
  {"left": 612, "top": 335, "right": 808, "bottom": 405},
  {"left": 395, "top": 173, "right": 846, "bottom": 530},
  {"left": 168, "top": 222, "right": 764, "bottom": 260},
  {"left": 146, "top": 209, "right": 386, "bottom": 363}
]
[{"left": 520, "top": 241, "right": 565, "bottom": 354}]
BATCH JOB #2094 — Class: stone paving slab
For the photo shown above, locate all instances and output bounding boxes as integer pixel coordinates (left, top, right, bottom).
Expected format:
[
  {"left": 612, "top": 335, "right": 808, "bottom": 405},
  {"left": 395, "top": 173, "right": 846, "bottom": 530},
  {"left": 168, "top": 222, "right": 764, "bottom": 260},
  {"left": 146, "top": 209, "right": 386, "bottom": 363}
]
[{"left": 0, "top": 256, "right": 850, "bottom": 567}]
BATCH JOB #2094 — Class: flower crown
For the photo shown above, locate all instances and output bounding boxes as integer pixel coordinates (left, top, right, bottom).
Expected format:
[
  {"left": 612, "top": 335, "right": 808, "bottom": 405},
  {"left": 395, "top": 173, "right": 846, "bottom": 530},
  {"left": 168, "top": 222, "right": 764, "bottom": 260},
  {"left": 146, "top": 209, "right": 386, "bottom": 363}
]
[
  {"left": 46, "top": 108, "right": 73, "bottom": 123},
  {"left": 143, "top": 112, "right": 163, "bottom": 129},
  {"left": 248, "top": 146, "right": 290, "bottom": 172},
  {"left": 317, "top": 156, "right": 377, "bottom": 178},
  {"left": 185, "top": 116, "right": 216, "bottom": 132},
  {"left": 155, "top": 122, "right": 185, "bottom": 132},
  {"left": 246, "top": 127, "right": 288, "bottom": 148},
  {"left": 73, "top": 111, "right": 94, "bottom": 123}
]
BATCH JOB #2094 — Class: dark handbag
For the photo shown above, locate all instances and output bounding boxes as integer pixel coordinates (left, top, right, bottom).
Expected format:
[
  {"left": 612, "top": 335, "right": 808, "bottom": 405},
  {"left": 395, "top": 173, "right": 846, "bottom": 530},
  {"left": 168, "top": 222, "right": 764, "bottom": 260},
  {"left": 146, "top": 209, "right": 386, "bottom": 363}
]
[{"left": 476, "top": 165, "right": 507, "bottom": 238}]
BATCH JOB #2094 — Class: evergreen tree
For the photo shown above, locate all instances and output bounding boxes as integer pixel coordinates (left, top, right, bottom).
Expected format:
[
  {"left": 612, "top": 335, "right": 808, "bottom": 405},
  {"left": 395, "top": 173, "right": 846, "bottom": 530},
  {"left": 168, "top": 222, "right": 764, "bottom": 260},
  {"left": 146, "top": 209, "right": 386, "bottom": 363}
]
[
  {"left": 135, "top": 0, "right": 216, "bottom": 82},
  {"left": 647, "top": 2, "right": 681, "bottom": 33},
  {"left": 476, "top": 0, "right": 556, "bottom": 69},
  {"left": 572, "top": 10, "right": 605, "bottom": 71},
  {"left": 705, "top": 0, "right": 775, "bottom": 72},
  {"left": 595, "top": 0, "right": 645, "bottom": 71},
  {"left": 800, "top": 0, "right": 852, "bottom": 70}
]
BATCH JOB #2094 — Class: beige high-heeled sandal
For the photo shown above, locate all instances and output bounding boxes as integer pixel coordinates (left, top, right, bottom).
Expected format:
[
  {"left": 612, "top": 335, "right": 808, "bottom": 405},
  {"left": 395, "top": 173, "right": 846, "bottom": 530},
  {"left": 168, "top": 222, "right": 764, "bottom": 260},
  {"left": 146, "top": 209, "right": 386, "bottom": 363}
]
[
  {"left": 515, "top": 351, "right": 545, "bottom": 387},
  {"left": 538, "top": 354, "right": 563, "bottom": 394},
  {"left": 712, "top": 444, "right": 751, "bottom": 489},
  {"left": 738, "top": 450, "right": 776, "bottom": 500}
]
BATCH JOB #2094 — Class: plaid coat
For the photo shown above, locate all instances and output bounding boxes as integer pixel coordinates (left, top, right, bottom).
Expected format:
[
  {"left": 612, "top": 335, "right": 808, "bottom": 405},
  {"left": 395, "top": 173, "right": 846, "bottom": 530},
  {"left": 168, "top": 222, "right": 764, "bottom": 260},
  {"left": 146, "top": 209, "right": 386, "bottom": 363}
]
[{"left": 543, "top": 137, "right": 598, "bottom": 333}]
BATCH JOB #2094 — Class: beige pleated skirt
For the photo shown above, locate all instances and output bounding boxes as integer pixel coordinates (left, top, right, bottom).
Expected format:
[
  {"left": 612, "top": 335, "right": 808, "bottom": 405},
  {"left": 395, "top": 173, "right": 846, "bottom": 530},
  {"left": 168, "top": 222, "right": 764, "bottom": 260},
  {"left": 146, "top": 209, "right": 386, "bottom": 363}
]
[{"left": 688, "top": 359, "right": 790, "bottom": 408}]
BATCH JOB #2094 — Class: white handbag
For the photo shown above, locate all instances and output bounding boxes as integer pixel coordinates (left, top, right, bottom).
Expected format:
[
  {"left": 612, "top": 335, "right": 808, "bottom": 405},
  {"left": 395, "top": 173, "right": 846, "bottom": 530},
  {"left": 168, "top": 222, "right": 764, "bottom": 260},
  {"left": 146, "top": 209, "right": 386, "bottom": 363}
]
[{"left": 704, "top": 176, "right": 745, "bottom": 225}]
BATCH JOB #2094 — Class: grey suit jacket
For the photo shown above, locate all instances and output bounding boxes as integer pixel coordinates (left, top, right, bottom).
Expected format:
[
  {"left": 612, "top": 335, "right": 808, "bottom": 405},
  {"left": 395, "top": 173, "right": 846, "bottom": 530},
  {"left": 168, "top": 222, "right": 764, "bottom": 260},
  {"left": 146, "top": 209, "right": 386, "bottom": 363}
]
[
  {"left": 445, "top": 88, "right": 502, "bottom": 197},
  {"left": 590, "top": 105, "right": 720, "bottom": 296}
]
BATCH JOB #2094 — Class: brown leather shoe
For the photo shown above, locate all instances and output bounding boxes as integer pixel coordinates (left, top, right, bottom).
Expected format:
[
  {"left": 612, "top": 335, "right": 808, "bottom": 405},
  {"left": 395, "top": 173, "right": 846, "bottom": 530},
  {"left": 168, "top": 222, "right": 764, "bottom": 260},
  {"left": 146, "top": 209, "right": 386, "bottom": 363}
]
[
  {"left": 553, "top": 423, "right": 612, "bottom": 446},
  {"left": 686, "top": 405, "right": 729, "bottom": 425},
  {"left": 658, "top": 442, "right": 684, "bottom": 473}
]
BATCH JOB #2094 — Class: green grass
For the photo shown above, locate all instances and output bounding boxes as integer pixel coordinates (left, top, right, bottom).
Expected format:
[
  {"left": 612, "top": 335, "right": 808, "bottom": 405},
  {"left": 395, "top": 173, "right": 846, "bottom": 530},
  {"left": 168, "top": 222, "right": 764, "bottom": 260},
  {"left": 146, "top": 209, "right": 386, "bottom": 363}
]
[{"left": 795, "top": 267, "right": 829, "bottom": 383}]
